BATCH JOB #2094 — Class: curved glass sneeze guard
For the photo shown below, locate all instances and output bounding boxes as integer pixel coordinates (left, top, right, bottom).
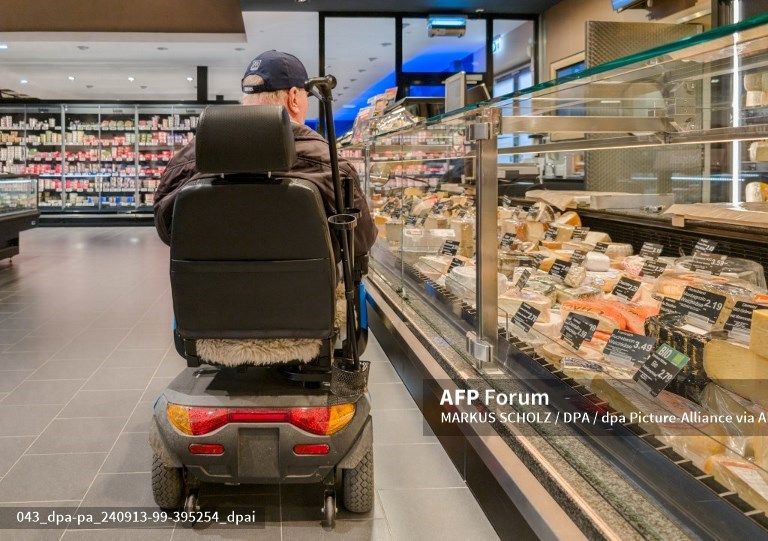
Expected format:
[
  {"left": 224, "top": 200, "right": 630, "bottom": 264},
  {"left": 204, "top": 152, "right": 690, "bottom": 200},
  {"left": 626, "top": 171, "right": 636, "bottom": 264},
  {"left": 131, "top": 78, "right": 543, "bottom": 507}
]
[{"left": 0, "top": 177, "right": 37, "bottom": 216}]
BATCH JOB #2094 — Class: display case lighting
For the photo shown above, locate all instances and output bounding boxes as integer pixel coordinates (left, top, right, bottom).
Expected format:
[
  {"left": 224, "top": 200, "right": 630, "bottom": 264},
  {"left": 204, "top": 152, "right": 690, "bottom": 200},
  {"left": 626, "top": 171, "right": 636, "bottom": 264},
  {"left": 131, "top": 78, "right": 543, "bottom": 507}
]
[
  {"left": 0, "top": 44, "right": 8, "bottom": 50},
  {"left": 19, "top": 79, "right": 28, "bottom": 84}
]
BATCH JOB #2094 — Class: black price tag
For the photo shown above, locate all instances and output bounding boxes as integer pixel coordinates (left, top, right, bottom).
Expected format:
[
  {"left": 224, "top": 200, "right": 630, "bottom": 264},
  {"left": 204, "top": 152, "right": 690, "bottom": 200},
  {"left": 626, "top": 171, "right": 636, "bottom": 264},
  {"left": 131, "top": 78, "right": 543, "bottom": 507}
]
[
  {"left": 603, "top": 329, "right": 656, "bottom": 365},
  {"left": 593, "top": 242, "right": 609, "bottom": 254},
  {"left": 612, "top": 277, "right": 642, "bottom": 302},
  {"left": 678, "top": 286, "right": 726, "bottom": 325},
  {"left": 499, "top": 233, "right": 515, "bottom": 249},
  {"left": 406, "top": 215, "right": 418, "bottom": 226},
  {"left": 548, "top": 259, "right": 572, "bottom": 280},
  {"left": 693, "top": 238, "right": 717, "bottom": 255},
  {"left": 448, "top": 257, "right": 464, "bottom": 271},
  {"left": 391, "top": 208, "right": 403, "bottom": 219},
  {"left": 560, "top": 313, "right": 599, "bottom": 350},
  {"left": 527, "top": 206, "right": 538, "bottom": 219},
  {"left": 456, "top": 209, "right": 467, "bottom": 218},
  {"left": 640, "top": 259, "right": 667, "bottom": 278},
  {"left": 381, "top": 201, "right": 395, "bottom": 214},
  {"left": 440, "top": 240, "right": 460, "bottom": 256},
  {"left": 528, "top": 253, "right": 547, "bottom": 269},
  {"left": 512, "top": 302, "right": 540, "bottom": 333},
  {"left": 572, "top": 227, "right": 590, "bottom": 241},
  {"left": 431, "top": 202, "right": 445, "bottom": 214},
  {"left": 544, "top": 226, "right": 558, "bottom": 241},
  {"left": 724, "top": 301, "right": 767, "bottom": 332},
  {"left": 660, "top": 297, "right": 682, "bottom": 315},
  {"left": 515, "top": 268, "right": 531, "bottom": 291},
  {"left": 427, "top": 184, "right": 438, "bottom": 193},
  {"left": 633, "top": 343, "right": 690, "bottom": 396},
  {"left": 501, "top": 195, "right": 512, "bottom": 208},
  {"left": 571, "top": 250, "right": 588, "bottom": 267},
  {"left": 418, "top": 216, "right": 427, "bottom": 227},
  {"left": 690, "top": 253, "right": 727, "bottom": 276},
  {"left": 639, "top": 242, "right": 664, "bottom": 259}
]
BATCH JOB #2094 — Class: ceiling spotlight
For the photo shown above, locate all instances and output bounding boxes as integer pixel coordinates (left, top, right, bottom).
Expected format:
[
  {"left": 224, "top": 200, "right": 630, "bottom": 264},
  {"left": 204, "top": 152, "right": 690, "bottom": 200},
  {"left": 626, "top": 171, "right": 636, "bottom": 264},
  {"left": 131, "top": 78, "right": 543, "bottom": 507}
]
[
  {"left": 157, "top": 46, "right": 168, "bottom": 51},
  {"left": 186, "top": 76, "right": 193, "bottom": 82},
  {"left": 20, "top": 79, "right": 28, "bottom": 84},
  {"left": 343, "top": 86, "right": 349, "bottom": 90},
  {"left": 358, "top": 69, "right": 366, "bottom": 73},
  {"left": 234, "top": 47, "right": 245, "bottom": 51},
  {"left": 350, "top": 78, "right": 357, "bottom": 82},
  {"left": 68, "top": 76, "right": 75, "bottom": 81},
  {"left": 86, "top": 84, "right": 93, "bottom": 88},
  {"left": 0, "top": 44, "right": 8, "bottom": 50},
  {"left": 140, "top": 85, "right": 147, "bottom": 89},
  {"left": 368, "top": 57, "right": 377, "bottom": 62},
  {"left": 127, "top": 76, "right": 135, "bottom": 82},
  {"left": 475, "top": 8, "right": 485, "bottom": 13},
  {"left": 381, "top": 42, "right": 392, "bottom": 47},
  {"left": 296, "top": 0, "right": 308, "bottom": 3},
  {"left": 77, "top": 45, "right": 89, "bottom": 50}
]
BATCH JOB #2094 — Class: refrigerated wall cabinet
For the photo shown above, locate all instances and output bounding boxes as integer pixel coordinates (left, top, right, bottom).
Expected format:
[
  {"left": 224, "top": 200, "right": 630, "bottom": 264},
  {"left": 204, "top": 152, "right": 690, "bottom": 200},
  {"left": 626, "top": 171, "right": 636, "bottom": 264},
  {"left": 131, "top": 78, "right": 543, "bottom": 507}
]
[{"left": 0, "top": 176, "right": 38, "bottom": 260}]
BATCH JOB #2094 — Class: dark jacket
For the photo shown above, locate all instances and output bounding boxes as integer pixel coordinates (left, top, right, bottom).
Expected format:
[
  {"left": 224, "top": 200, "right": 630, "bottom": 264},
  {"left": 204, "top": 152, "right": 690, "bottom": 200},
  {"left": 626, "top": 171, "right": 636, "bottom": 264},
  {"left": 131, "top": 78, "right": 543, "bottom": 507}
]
[{"left": 153, "top": 122, "right": 377, "bottom": 258}]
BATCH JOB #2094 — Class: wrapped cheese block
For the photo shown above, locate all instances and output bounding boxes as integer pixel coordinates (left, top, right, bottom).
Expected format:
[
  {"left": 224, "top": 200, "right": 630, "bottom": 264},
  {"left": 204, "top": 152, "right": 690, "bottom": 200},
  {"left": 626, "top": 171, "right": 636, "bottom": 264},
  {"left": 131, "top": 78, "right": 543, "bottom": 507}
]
[
  {"left": 552, "top": 224, "right": 575, "bottom": 241},
  {"left": 537, "top": 341, "right": 604, "bottom": 365},
  {"left": 450, "top": 217, "right": 475, "bottom": 258},
  {"left": 744, "top": 73, "right": 763, "bottom": 91},
  {"left": 585, "top": 251, "right": 611, "bottom": 272},
  {"left": 374, "top": 214, "right": 388, "bottom": 238},
  {"left": 703, "top": 339, "right": 768, "bottom": 409},
  {"left": 583, "top": 231, "right": 612, "bottom": 245},
  {"left": 385, "top": 220, "right": 404, "bottom": 241},
  {"left": 564, "top": 265, "right": 586, "bottom": 288},
  {"left": 424, "top": 215, "right": 449, "bottom": 230},
  {"left": 699, "top": 383, "right": 760, "bottom": 458},
  {"left": 498, "top": 290, "right": 552, "bottom": 322},
  {"left": 749, "top": 141, "right": 768, "bottom": 162},
  {"left": 746, "top": 90, "right": 764, "bottom": 108},
  {"left": 554, "top": 210, "right": 581, "bottom": 227},
  {"left": 704, "top": 455, "right": 768, "bottom": 513},
  {"left": 745, "top": 181, "right": 768, "bottom": 203},
  {"left": 498, "top": 252, "right": 537, "bottom": 277},
  {"left": 498, "top": 206, "right": 515, "bottom": 221},
  {"left": 501, "top": 218, "right": 524, "bottom": 235},
  {"left": 403, "top": 187, "right": 423, "bottom": 197},
  {"left": 751, "top": 309, "right": 768, "bottom": 355},
  {"left": 519, "top": 221, "right": 547, "bottom": 242},
  {"left": 554, "top": 284, "right": 602, "bottom": 303},
  {"left": 584, "top": 269, "right": 622, "bottom": 293},
  {"left": 528, "top": 202, "right": 556, "bottom": 223},
  {"left": 414, "top": 255, "right": 452, "bottom": 281},
  {"left": 603, "top": 243, "right": 634, "bottom": 260}
]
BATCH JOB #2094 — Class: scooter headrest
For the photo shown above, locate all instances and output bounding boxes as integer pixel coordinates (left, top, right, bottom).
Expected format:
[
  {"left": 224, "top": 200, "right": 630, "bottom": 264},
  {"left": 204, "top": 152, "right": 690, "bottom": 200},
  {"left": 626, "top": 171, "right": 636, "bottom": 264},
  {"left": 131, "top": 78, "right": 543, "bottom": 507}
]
[{"left": 196, "top": 104, "right": 297, "bottom": 175}]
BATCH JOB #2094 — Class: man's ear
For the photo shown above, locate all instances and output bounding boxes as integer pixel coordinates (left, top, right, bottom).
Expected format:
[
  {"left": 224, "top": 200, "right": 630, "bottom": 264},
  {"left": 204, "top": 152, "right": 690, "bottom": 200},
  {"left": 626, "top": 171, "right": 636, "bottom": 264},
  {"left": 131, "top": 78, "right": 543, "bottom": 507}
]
[{"left": 286, "top": 88, "right": 300, "bottom": 114}]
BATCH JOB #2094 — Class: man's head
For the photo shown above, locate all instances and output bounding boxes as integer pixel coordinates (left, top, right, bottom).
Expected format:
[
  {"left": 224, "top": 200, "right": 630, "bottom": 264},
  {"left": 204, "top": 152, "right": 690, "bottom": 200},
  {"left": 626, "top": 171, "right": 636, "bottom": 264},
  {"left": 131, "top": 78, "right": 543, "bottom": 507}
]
[{"left": 241, "top": 50, "right": 309, "bottom": 124}]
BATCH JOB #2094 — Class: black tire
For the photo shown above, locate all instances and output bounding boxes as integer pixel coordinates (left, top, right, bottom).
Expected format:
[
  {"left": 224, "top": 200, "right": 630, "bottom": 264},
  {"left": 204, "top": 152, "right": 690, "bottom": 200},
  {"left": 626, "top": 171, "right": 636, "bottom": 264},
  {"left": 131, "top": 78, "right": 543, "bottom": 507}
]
[
  {"left": 152, "top": 453, "right": 184, "bottom": 510},
  {"left": 322, "top": 492, "right": 336, "bottom": 530},
  {"left": 342, "top": 447, "right": 374, "bottom": 513}
]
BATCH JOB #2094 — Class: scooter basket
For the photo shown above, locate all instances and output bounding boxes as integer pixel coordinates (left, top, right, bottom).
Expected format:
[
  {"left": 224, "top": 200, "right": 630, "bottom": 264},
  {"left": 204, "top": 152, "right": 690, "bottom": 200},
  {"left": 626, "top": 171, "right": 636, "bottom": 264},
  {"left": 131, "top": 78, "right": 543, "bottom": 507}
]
[{"left": 330, "top": 360, "right": 370, "bottom": 399}]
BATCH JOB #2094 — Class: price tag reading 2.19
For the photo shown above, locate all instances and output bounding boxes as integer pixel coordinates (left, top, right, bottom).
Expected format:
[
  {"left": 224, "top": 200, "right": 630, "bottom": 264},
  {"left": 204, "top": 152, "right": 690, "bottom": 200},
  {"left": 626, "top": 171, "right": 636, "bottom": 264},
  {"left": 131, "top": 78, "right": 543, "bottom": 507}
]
[{"left": 560, "top": 313, "right": 598, "bottom": 350}]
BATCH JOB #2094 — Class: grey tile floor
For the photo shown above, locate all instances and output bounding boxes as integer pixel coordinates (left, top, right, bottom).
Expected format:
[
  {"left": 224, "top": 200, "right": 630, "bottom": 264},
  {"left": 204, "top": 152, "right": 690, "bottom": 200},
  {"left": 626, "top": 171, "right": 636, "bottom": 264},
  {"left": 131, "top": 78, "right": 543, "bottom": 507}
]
[{"left": 0, "top": 227, "right": 498, "bottom": 540}]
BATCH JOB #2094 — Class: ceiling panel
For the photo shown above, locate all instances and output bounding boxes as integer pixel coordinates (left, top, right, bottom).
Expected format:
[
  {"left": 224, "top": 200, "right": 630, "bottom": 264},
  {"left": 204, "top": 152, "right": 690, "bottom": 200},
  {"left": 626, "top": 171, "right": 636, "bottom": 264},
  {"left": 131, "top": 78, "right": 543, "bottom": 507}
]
[{"left": 240, "top": 0, "right": 561, "bottom": 15}]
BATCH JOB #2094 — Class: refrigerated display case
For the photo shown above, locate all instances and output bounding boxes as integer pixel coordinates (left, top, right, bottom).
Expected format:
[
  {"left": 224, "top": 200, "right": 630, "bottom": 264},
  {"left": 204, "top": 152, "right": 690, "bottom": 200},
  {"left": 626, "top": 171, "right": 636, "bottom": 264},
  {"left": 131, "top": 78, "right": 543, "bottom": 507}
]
[
  {"left": 0, "top": 103, "right": 203, "bottom": 215},
  {"left": 350, "top": 12, "right": 768, "bottom": 540},
  {"left": 0, "top": 175, "right": 39, "bottom": 260}
]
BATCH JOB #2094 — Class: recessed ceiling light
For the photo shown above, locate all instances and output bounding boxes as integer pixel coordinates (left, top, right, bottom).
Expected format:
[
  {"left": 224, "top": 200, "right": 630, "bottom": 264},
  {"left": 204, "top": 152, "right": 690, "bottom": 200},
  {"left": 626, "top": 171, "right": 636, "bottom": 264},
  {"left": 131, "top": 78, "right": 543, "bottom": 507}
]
[
  {"left": 186, "top": 76, "right": 193, "bottom": 82},
  {"left": 343, "top": 86, "right": 349, "bottom": 90},
  {"left": 20, "top": 79, "right": 28, "bottom": 84},
  {"left": 140, "top": 85, "right": 147, "bottom": 89},
  {"left": 350, "top": 78, "right": 357, "bottom": 82},
  {"left": 77, "top": 45, "right": 89, "bottom": 50},
  {"left": 234, "top": 47, "right": 245, "bottom": 51},
  {"left": 402, "top": 22, "right": 410, "bottom": 28},
  {"left": 296, "top": 0, "right": 308, "bottom": 3},
  {"left": 381, "top": 42, "right": 392, "bottom": 47},
  {"left": 358, "top": 69, "right": 366, "bottom": 73},
  {"left": 0, "top": 44, "right": 8, "bottom": 50},
  {"left": 86, "top": 85, "right": 93, "bottom": 88},
  {"left": 368, "top": 57, "right": 377, "bottom": 62},
  {"left": 127, "top": 76, "right": 135, "bottom": 82},
  {"left": 475, "top": 8, "right": 485, "bottom": 13},
  {"left": 157, "top": 46, "right": 168, "bottom": 51},
  {"left": 68, "top": 76, "right": 75, "bottom": 81}
]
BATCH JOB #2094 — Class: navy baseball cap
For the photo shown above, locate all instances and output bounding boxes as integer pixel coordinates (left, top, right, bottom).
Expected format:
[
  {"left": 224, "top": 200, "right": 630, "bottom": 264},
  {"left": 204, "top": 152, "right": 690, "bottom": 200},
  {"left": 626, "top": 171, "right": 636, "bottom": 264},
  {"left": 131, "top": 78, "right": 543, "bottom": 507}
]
[{"left": 241, "top": 50, "right": 308, "bottom": 93}]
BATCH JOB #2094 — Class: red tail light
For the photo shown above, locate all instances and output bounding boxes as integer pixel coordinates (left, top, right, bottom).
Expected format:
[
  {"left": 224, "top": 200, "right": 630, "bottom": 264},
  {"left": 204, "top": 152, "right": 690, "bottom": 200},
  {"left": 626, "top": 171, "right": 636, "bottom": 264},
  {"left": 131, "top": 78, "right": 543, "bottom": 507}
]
[
  {"left": 189, "top": 443, "right": 225, "bottom": 455},
  {"left": 167, "top": 403, "right": 355, "bottom": 436},
  {"left": 293, "top": 444, "right": 330, "bottom": 455}
]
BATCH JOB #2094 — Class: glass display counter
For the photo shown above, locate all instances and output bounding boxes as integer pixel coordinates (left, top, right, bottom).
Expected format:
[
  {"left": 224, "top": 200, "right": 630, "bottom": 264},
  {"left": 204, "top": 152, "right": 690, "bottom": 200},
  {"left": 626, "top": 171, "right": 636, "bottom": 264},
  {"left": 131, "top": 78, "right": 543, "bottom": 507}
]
[
  {"left": 349, "top": 12, "right": 768, "bottom": 539},
  {"left": 0, "top": 175, "right": 39, "bottom": 260}
]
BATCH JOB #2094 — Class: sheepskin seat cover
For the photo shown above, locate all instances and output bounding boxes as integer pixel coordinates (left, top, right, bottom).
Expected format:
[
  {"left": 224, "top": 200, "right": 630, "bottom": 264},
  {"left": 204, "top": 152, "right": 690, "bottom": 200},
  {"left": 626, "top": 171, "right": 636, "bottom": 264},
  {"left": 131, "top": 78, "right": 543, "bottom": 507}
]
[{"left": 195, "top": 286, "right": 346, "bottom": 366}]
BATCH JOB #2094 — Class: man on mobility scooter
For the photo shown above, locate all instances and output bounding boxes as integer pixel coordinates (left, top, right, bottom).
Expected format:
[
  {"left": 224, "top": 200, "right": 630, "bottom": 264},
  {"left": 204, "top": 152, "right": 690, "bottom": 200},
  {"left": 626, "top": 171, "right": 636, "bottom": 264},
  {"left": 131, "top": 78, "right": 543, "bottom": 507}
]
[{"left": 149, "top": 52, "right": 377, "bottom": 529}]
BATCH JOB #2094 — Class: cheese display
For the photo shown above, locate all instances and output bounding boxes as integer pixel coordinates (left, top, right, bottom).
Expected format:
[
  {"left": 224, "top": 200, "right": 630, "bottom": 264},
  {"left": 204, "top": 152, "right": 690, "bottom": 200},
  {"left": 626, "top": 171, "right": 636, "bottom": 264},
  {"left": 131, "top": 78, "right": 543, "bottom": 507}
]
[
  {"left": 705, "top": 455, "right": 768, "bottom": 514},
  {"left": 369, "top": 185, "right": 768, "bottom": 514}
]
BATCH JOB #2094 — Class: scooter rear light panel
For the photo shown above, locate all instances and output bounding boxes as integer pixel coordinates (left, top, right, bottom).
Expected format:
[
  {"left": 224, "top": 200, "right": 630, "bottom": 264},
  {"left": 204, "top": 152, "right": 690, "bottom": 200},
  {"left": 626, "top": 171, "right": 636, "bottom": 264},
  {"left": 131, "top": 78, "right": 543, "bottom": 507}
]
[
  {"left": 167, "top": 403, "right": 356, "bottom": 436},
  {"left": 293, "top": 443, "right": 330, "bottom": 455},
  {"left": 189, "top": 443, "right": 225, "bottom": 455}
]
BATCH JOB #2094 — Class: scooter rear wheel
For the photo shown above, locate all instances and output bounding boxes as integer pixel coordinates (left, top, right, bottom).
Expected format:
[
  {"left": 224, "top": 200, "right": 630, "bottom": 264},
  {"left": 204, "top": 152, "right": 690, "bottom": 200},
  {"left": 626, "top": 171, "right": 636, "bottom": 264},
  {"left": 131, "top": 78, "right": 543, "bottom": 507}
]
[
  {"left": 152, "top": 452, "right": 185, "bottom": 510},
  {"left": 342, "top": 447, "right": 374, "bottom": 513}
]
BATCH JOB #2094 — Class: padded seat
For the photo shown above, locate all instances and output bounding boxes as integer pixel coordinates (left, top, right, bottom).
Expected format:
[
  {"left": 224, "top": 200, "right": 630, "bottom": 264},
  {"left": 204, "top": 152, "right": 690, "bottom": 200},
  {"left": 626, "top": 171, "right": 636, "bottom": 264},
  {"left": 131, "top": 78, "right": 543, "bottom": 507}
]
[{"left": 170, "top": 105, "right": 339, "bottom": 367}]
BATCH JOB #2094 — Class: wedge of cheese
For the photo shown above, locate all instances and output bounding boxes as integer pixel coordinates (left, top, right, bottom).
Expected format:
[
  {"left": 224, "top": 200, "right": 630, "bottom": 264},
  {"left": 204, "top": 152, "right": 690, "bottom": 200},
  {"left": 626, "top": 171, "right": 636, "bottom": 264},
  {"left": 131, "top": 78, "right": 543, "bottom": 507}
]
[
  {"left": 750, "top": 309, "right": 768, "bottom": 355},
  {"left": 705, "top": 455, "right": 768, "bottom": 514},
  {"left": 746, "top": 90, "right": 764, "bottom": 108},
  {"left": 555, "top": 210, "right": 581, "bottom": 227},
  {"left": 704, "top": 339, "right": 768, "bottom": 409},
  {"left": 519, "top": 221, "right": 546, "bottom": 242},
  {"left": 745, "top": 73, "right": 764, "bottom": 91},
  {"left": 700, "top": 383, "right": 759, "bottom": 457},
  {"left": 497, "top": 290, "right": 552, "bottom": 322}
]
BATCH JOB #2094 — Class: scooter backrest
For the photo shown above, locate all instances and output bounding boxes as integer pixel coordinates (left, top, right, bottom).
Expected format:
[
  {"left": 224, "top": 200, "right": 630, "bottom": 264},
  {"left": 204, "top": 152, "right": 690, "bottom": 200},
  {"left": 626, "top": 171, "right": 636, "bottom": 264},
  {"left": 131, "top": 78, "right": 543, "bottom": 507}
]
[{"left": 170, "top": 105, "right": 336, "bottom": 341}]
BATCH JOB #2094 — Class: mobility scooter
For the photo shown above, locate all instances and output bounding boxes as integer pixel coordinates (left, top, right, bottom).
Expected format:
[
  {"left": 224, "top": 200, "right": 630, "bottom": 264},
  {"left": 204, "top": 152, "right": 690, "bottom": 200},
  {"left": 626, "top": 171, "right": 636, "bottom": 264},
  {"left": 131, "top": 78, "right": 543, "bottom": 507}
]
[{"left": 149, "top": 76, "right": 373, "bottom": 529}]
